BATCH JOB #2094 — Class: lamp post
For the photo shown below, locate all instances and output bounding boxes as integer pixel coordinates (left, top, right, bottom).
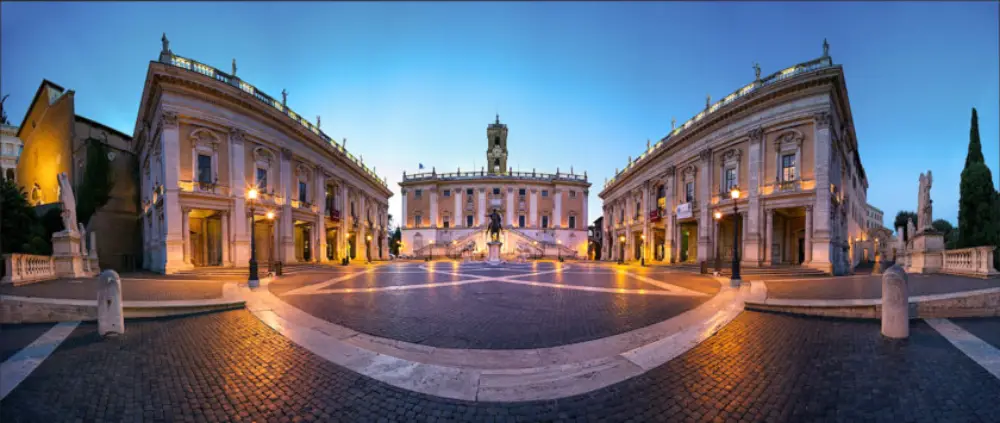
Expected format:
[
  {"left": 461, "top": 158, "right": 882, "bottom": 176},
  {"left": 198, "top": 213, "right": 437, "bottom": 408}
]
[
  {"left": 266, "top": 210, "right": 275, "bottom": 272},
  {"left": 366, "top": 234, "right": 372, "bottom": 264},
  {"left": 557, "top": 239, "right": 562, "bottom": 261},
  {"left": 247, "top": 188, "right": 259, "bottom": 288},
  {"left": 729, "top": 187, "right": 742, "bottom": 286},
  {"left": 640, "top": 234, "right": 646, "bottom": 266},
  {"left": 429, "top": 240, "right": 434, "bottom": 261},
  {"left": 618, "top": 234, "right": 625, "bottom": 265}
]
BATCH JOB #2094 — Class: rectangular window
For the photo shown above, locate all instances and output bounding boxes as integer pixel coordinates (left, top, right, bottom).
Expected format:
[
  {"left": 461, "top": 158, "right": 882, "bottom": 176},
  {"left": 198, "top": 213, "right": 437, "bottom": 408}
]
[
  {"left": 466, "top": 188, "right": 473, "bottom": 196},
  {"left": 443, "top": 218, "right": 450, "bottom": 228},
  {"left": 518, "top": 188, "right": 526, "bottom": 197},
  {"left": 197, "top": 154, "right": 212, "bottom": 183},
  {"left": 298, "top": 181, "right": 308, "bottom": 202},
  {"left": 542, "top": 190, "right": 549, "bottom": 197},
  {"left": 443, "top": 189, "right": 451, "bottom": 197},
  {"left": 569, "top": 215, "right": 576, "bottom": 229},
  {"left": 415, "top": 189, "right": 422, "bottom": 198},
  {"left": 724, "top": 167, "right": 737, "bottom": 192},
  {"left": 685, "top": 182, "right": 694, "bottom": 203},
  {"left": 518, "top": 215, "right": 525, "bottom": 228},
  {"left": 781, "top": 154, "right": 796, "bottom": 181},
  {"left": 467, "top": 215, "right": 474, "bottom": 227},
  {"left": 493, "top": 187, "right": 501, "bottom": 195},
  {"left": 415, "top": 215, "right": 422, "bottom": 226},
  {"left": 256, "top": 167, "right": 267, "bottom": 190},
  {"left": 569, "top": 190, "right": 577, "bottom": 199},
  {"left": 541, "top": 215, "right": 549, "bottom": 228}
]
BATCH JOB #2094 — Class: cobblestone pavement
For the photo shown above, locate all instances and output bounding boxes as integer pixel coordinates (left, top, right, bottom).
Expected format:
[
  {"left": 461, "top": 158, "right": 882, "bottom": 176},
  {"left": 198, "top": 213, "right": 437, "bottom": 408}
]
[
  {"left": 0, "top": 323, "right": 55, "bottom": 363},
  {"left": 952, "top": 317, "right": 1000, "bottom": 350},
  {"left": 3, "top": 309, "right": 999, "bottom": 422},
  {"left": 268, "top": 262, "right": 721, "bottom": 349},
  {"left": 0, "top": 277, "right": 225, "bottom": 301},
  {"left": 764, "top": 273, "right": 1000, "bottom": 300}
]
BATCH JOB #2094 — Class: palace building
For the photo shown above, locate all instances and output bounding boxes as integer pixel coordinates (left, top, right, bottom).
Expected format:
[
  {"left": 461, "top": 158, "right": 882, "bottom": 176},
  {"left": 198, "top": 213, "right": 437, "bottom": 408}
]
[
  {"left": 398, "top": 116, "right": 590, "bottom": 259},
  {"left": 599, "top": 41, "right": 868, "bottom": 275},
  {"left": 134, "top": 36, "right": 391, "bottom": 273}
]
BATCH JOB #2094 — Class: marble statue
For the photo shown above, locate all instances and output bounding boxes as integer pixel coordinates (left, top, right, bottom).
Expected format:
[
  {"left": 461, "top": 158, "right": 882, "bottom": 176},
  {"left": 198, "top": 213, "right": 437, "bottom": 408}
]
[
  {"left": 705, "top": 94, "right": 711, "bottom": 109},
  {"left": 161, "top": 33, "right": 170, "bottom": 54},
  {"left": 823, "top": 38, "right": 830, "bottom": 57},
  {"left": 753, "top": 62, "right": 761, "bottom": 80},
  {"left": 57, "top": 173, "right": 78, "bottom": 233},
  {"left": 231, "top": 58, "right": 237, "bottom": 77},
  {"left": 316, "top": 115, "right": 321, "bottom": 129},
  {"left": 907, "top": 218, "right": 916, "bottom": 246},
  {"left": 282, "top": 89, "right": 288, "bottom": 107},
  {"left": 671, "top": 117, "right": 676, "bottom": 130},
  {"left": 918, "top": 171, "right": 933, "bottom": 231}
]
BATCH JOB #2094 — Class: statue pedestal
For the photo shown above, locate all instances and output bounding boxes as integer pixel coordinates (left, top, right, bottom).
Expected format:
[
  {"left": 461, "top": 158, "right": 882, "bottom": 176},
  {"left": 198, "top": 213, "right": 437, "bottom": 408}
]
[
  {"left": 52, "top": 230, "right": 95, "bottom": 278},
  {"left": 486, "top": 241, "right": 503, "bottom": 266},
  {"left": 905, "top": 231, "right": 944, "bottom": 274}
]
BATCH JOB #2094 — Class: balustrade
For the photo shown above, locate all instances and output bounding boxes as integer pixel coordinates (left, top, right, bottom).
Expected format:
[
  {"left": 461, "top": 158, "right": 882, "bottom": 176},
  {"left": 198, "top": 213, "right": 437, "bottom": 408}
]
[
  {"left": 2, "top": 254, "right": 57, "bottom": 285},
  {"left": 941, "top": 246, "right": 998, "bottom": 277}
]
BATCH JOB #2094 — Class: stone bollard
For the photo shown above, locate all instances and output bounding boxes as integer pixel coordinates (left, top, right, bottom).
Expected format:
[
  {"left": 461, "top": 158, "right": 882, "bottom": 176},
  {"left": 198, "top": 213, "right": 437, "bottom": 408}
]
[
  {"left": 880, "top": 264, "right": 909, "bottom": 339},
  {"left": 97, "top": 270, "right": 124, "bottom": 337}
]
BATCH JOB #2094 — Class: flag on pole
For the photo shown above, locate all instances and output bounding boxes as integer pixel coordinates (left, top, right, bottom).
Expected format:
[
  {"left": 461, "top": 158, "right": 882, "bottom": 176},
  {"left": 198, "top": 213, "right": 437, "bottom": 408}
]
[{"left": 418, "top": 163, "right": 424, "bottom": 170}]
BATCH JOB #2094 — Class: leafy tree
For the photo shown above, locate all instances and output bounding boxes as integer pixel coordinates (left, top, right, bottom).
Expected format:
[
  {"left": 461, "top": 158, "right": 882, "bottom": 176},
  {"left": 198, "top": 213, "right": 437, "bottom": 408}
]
[
  {"left": 957, "top": 107, "right": 998, "bottom": 250},
  {"left": 0, "top": 180, "right": 46, "bottom": 254},
  {"left": 0, "top": 94, "right": 9, "bottom": 125},
  {"left": 75, "top": 136, "right": 115, "bottom": 228},
  {"left": 893, "top": 211, "right": 918, "bottom": 242},
  {"left": 390, "top": 227, "right": 402, "bottom": 256}
]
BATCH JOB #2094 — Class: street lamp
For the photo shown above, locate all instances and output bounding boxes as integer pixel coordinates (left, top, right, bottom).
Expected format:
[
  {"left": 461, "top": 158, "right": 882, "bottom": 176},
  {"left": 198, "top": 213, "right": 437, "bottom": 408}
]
[
  {"left": 453, "top": 240, "right": 458, "bottom": 260},
  {"left": 366, "top": 234, "right": 372, "bottom": 264},
  {"left": 640, "top": 234, "right": 646, "bottom": 266},
  {"left": 729, "top": 187, "right": 742, "bottom": 286},
  {"left": 618, "top": 234, "right": 625, "bottom": 265},
  {"left": 428, "top": 240, "right": 434, "bottom": 261},
  {"left": 266, "top": 210, "right": 275, "bottom": 271},
  {"left": 247, "top": 188, "right": 259, "bottom": 288},
  {"left": 557, "top": 239, "right": 563, "bottom": 261}
]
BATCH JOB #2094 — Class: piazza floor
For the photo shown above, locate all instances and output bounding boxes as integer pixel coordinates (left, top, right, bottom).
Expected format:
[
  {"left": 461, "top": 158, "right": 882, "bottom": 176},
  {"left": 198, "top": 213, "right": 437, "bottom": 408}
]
[{"left": 2, "top": 261, "right": 999, "bottom": 422}]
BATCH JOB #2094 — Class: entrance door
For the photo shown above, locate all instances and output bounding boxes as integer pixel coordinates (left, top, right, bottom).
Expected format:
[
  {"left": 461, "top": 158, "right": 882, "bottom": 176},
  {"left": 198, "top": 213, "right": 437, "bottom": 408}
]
[
  {"left": 797, "top": 238, "right": 805, "bottom": 264},
  {"left": 680, "top": 230, "right": 690, "bottom": 262}
]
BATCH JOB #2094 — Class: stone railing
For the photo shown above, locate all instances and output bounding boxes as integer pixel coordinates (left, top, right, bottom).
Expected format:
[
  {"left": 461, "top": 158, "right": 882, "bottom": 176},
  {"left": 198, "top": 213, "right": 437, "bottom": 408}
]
[
  {"left": 402, "top": 169, "right": 588, "bottom": 183},
  {"left": 605, "top": 55, "right": 834, "bottom": 190},
  {"left": 163, "top": 53, "right": 389, "bottom": 189},
  {"left": 940, "top": 246, "right": 998, "bottom": 278},
  {"left": 2, "top": 254, "right": 57, "bottom": 285},
  {"left": 179, "top": 180, "right": 230, "bottom": 196}
]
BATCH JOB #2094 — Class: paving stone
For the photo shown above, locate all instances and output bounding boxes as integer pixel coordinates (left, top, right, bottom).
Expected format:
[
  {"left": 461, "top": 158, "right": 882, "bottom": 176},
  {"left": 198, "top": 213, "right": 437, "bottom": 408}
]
[
  {"left": 764, "top": 274, "right": 1000, "bottom": 300},
  {"left": 0, "top": 322, "right": 56, "bottom": 362},
  {"left": 3, "top": 309, "right": 1000, "bottom": 422}
]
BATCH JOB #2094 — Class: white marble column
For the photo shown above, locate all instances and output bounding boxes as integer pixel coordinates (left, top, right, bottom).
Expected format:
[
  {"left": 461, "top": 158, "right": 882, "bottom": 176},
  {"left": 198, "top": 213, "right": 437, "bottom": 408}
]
[
  {"left": 315, "top": 170, "right": 327, "bottom": 262},
  {"left": 457, "top": 187, "right": 465, "bottom": 226},
  {"left": 764, "top": 209, "right": 774, "bottom": 266},
  {"left": 181, "top": 208, "right": 190, "bottom": 265},
  {"left": 745, "top": 128, "right": 763, "bottom": 264},
  {"left": 340, "top": 184, "right": 349, "bottom": 260},
  {"left": 506, "top": 187, "right": 514, "bottom": 227},
  {"left": 228, "top": 128, "right": 250, "bottom": 266},
  {"left": 478, "top": 188, "right": 486, "bottom": 226},
  {"left": 401, "top": 187, "right": 408, "bottom": 230},
  {"left": 279, "top": 148, "right": 294, "bottom": 263},
  {"left": 554, "top": 188, "right": 563, "bottom": 228},
  {"left": 429, "top": 188, "right": 438, "bottom": 228},
  {"left": 221, "top": 212, "right": 230, "bottom": 266},
  {"left": 805, "top": 205, "right": 813, "bottom": 264},
  {"left": 697, "top": 149, "right": 712, "bottom": 261},
  {"left": 811, "top": 112, "right": 833, "bottom": 269},
  {"left": 582, "top": 189, "right": 589, "bottom": 232},
  {"left": 160, "top": 111, "right": 186, "bottom": 273},
  {"left": 529, "top": 189, "right": 538, "bottom": 227},
  {"left": 642, "top": 184, "right": 650, "bottom": 260}
]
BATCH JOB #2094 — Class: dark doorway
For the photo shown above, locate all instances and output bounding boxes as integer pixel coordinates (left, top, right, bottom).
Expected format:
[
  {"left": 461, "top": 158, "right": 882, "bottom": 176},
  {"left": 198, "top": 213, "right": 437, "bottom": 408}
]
[{"left": 797, "top": 237, "right": 805, "bottom": 264}]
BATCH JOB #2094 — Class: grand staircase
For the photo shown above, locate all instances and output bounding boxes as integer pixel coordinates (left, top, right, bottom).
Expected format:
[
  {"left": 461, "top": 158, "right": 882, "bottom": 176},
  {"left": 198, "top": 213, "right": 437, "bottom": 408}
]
[
  {"left": 171, "top": 262, "right": 336, "bottom": 278},
  {"left": 660, "top": 262, "right": 829, "bottom": 278}
]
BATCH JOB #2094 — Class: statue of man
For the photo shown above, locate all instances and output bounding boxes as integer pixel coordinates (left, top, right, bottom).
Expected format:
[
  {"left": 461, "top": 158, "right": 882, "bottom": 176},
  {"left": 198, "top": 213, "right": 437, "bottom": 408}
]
[
  {"left": 57, "top": 173, "right": 78, "bottom": 233},
  {"left": 231, "top": 58, "right": 237, "bottom": 77},
  {"left": 823, "top": 38, "right": 830, "bottom": 57},
  {"left": 922, "top": 170, "right": 933, "bottom": 230},
  {"left": 281, "top": 89, "right": 288, "bottom": 107},
  {"left": 753, "top": 62, "right": 761, "bottom": 80},
  {"left": 161, "top": 33, "right": 170, "bottom": 54}
]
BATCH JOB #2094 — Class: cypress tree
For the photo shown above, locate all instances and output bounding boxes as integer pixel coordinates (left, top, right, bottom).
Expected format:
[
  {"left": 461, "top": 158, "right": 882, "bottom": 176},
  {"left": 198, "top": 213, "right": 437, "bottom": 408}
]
[
  {"left": 965, "top": 108, "right": 985, "bottom": 168},
  {"left": 957, "top": 107, "right": 998, "bottom": 249}
]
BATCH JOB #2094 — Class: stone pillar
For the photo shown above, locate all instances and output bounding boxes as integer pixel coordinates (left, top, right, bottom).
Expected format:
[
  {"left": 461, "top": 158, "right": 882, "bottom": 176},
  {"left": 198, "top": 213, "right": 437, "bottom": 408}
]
[
  {"left": 663, "top": 169, "right": 675, "bottom": 263},
  {"left": 229, "top": 129, "right": 250, "bottom": 266},
  {"left": 641, "top": 184, "right": 650, "bottom": 260},
  {"left": 764, "top": 209, "right": 774, "bottom": 266},
  {"left": 340, "top": 184, "right": 349, "bottom": 260},
  {"left": 401, "top": 187, "right": 408, "bottom": 230},
  {"left": 881, "top": 265, "right": 909, "bottom": 339},
  {"left": 554, "top": 188, "right": 563, "bottom": 228},
  {"left": 697, "top": 149, "right": 712, "bottom": 261},
  {"left": 97, "top": 270, "right": 124, "bottom": 336},
  {"left": 805, "top": 205, "right": 813, "bottom": 264},
  {"left": 316, "top": 170, "right": 327, "bottom": 262},
  {"left": 429, "top": 188, "right": 438, "bottom": 228},
  {"left": 529, "top": 189, "right": 538, "bottom": 227},
  {"left": 745, "top": 128, "right": 763, "bottom": 265},
  {"left": 160, "top": 111, "right": 187, "bottom": 273},
  {"left": 810, "top": 112, "right": 833, "bottom": 271},
  {"left": 279, "top": 148, "right": 294, "bottom": 263},
  {"left": 221, "top": 212, "right": 231, "bottom": 265},
  {"left": 478, "top": 188, "right": 486, "bottom": 226},
  {"left": 458, "top": 188, "right": 466, "bottom": 226},
  {"left": 181, "top": 208, "right": 191, "bottom": 264},
  {"left": 582, "top": 189, "right": 589, "bottom": 232}
]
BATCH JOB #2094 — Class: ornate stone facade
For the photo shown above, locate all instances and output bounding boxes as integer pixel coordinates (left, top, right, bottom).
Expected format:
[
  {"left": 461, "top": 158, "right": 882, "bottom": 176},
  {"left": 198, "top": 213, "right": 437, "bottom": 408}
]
[
  {"left": 399, "top": 117, "right": 590, "bottom": 259},
  {"left": 598, "top": 47, "right": 868, "bottom": 275},
  {"left": 135, "top": 40, "right": 391, "bottom": 273}
]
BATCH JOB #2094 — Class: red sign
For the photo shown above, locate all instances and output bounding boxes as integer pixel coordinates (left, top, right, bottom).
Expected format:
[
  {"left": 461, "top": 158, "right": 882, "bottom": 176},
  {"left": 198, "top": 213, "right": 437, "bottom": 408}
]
[{"left": 649, "top": 210, "right": 661, "bottom": 221}]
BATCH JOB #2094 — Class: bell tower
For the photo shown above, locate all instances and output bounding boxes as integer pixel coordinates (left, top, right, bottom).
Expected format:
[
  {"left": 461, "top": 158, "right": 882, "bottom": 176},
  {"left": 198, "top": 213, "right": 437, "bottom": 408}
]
[{"left": 486, "top": 114, "right": 508, "bottom": 175}]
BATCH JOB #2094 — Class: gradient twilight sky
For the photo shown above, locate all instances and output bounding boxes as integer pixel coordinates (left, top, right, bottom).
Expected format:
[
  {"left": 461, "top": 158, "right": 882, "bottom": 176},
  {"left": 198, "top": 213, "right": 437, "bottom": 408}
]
[{"left": 2, "top": 2, "right": 998, "bottom": 228}]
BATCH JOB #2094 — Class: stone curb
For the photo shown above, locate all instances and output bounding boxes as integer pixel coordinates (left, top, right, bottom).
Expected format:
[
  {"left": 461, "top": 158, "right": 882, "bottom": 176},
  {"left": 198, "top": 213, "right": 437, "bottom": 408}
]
[
  {"left": 243, "top": 275, "right": 749, "bottom": 402},
  {"left": 745, "top": 287, "right": 1000, "bottom": 319}
]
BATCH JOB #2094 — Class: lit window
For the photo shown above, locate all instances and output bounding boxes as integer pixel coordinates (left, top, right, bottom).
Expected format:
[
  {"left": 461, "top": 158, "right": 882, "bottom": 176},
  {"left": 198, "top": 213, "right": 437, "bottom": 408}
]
[
  {"left": 685, "top": 182, "right": 694, "bottom": 203},
  {"left": 443, "top": 217, "right": 450, "bottom": 228},
  {"left": 256, "top": 168, "right": 268, "bottom": 190},
  {"left": 781, "top": 154, "right": 796, "bottom": 181},
  {"left": 298, "top": 181, "right": 307, "bottom": 202},
  {"left": 197, "top": 154, "right": 212, "bottom": 183},
  {"left": 724, "top": 167, "right": 737, "bottom": 192}
]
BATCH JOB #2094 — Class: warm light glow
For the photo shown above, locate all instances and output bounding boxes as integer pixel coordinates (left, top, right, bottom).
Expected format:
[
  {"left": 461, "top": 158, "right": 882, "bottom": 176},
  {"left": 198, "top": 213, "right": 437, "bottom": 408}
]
[
  {"left": 730, "top": 187, "right": 740, "bottom": 200},
  {"left": 266, "top": 211, "right": 275, "bottom": 220},
  {"left": 640, "top": 234, "right": 646, "bottom": 241},
  {"left": 557, "top": 240, "right": 562, "bottom": 244},
  {"left": 714, "top": 211, "right": 722, "bottom": 220},
  {"left": 453, "top": 240, "right": 457, "bottom": 245},
  {"left": 429, "top": 240, "right": 434, "bottom": 245},
  {"left": 366, "top": 235, "right": 372, "bottom": 241},
  {"left": 247, "top": 188, "right": 259, "bottom": 200},
  {"left": 619, "top": 235, "right": 625, "bottom": 242}
]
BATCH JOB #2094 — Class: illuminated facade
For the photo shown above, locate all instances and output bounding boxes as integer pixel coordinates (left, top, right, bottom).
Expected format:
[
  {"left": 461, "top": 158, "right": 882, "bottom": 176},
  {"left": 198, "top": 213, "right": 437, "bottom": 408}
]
[
  {"left": 398, "top": 116, "right": 590, "bottom": 259},
  {"left": 599, "top": 42, "right": 867, "bottom": 275},
  {"left": 1, "top": 123, "right": 21, "bottom": 182},
  {"left": 135, "top": 36, "right": 391, "bottom": 273}
]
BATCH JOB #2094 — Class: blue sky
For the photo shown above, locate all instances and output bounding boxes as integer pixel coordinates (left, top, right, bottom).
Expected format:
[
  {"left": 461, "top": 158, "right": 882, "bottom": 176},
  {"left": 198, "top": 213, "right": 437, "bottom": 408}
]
[{"left": 2, "top": 2, "right": 997, "bottom": 228}]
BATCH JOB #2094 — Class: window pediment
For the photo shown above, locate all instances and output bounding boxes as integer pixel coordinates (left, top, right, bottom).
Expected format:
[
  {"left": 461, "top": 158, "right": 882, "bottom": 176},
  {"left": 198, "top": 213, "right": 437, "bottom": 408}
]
[{"left": 774, "top": 129, "right": 804, "bottom": 151}]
